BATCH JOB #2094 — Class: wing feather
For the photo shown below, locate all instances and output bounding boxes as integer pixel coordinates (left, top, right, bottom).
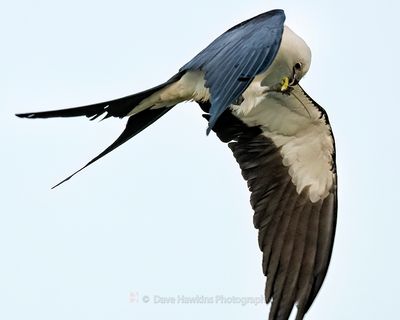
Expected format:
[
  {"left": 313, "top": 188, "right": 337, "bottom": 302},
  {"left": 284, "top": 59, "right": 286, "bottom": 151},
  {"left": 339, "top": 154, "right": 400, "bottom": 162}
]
[
  {"left": 199, "top": 84, "right": 337, "bottom": 320},
  {"left": 183, "top": 10, "right": 285, "bottom": 132}
]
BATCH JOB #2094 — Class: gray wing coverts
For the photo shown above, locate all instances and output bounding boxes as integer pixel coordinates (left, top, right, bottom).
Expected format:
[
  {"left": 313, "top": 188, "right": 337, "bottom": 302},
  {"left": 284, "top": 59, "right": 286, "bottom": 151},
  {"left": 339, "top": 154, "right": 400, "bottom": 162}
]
[{"left": 181, "top": 9, "right": 285, "bottom": 133}]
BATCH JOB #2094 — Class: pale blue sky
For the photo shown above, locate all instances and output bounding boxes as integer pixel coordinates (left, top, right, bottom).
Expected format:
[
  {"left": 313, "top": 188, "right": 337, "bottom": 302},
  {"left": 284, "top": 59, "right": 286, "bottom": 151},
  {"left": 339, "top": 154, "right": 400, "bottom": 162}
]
[{"left": 2, "top": 1, "right": 399, "bottom": 319}]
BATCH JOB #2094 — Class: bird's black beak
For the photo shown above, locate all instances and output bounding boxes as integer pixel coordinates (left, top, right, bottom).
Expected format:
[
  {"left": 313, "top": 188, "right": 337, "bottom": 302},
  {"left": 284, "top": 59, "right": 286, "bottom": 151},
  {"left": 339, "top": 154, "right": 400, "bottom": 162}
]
[
  {"left": 290, "top": 64, "right": 303, "bottom": 86},
  {"left": 289, "top": 75, "right": 299, "bottom": 86}
]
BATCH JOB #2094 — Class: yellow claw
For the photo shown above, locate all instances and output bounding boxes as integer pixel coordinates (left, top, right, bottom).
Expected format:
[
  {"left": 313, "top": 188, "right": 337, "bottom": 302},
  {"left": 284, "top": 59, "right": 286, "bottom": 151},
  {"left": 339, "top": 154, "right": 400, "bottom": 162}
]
[{"left": 280, "top": 76, "right": 290, "bottom": 92}]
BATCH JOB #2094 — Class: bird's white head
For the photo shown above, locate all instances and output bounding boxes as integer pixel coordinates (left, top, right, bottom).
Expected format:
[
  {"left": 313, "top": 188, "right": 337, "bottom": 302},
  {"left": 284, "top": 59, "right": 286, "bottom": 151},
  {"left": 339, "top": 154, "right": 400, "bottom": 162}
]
[
  {"left": 263, "top": 26, "right": 312, "bottom": 87},
  {"left": 282, "top": 26, "right": 312, "bottom": 85}
]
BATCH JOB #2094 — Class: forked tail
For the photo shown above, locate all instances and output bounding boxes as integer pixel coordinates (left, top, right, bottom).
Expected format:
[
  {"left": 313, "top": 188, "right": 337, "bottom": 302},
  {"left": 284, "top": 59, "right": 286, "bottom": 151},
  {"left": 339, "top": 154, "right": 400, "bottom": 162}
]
[{"left": 16, "top": 72, "right": 184, "bottom": 188}]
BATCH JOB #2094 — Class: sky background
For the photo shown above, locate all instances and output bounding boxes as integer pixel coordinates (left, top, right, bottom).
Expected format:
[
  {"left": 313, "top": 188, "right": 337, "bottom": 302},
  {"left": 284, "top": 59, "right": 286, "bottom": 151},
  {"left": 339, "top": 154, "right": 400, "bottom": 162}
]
[{"left": 2, "top": 1, "right": 400, "bottom": 319}]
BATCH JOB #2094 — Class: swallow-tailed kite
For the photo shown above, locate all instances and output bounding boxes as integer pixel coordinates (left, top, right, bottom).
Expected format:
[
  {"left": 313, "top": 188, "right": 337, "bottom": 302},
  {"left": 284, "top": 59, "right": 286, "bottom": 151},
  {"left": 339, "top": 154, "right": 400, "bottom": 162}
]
[{"left": 16, "top": 9, "right": 337, "bottom": 320}]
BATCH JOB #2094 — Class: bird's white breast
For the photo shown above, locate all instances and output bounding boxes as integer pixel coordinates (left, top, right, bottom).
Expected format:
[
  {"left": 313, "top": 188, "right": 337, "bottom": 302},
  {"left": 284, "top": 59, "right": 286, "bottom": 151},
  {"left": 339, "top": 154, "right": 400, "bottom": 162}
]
[{"left": 233, "top": 86, "right": 335, "bottom": 203}]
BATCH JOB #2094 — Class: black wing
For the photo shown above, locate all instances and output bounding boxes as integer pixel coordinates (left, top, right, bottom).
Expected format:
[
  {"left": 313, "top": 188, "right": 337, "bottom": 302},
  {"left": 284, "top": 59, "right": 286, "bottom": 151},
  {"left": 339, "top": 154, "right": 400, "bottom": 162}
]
[
  {"left": 200, "top": 87, "right": 337, "bottom": 320},
  {"left": 182, "top": 10, "right": 285, "bottom": 133}
]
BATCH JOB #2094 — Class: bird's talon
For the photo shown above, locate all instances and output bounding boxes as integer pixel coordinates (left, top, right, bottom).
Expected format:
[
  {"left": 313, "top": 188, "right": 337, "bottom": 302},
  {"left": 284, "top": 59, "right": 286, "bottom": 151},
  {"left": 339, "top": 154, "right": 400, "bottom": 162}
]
[{"left": 280, "top": 76, "right": 290, "bottom": 92}]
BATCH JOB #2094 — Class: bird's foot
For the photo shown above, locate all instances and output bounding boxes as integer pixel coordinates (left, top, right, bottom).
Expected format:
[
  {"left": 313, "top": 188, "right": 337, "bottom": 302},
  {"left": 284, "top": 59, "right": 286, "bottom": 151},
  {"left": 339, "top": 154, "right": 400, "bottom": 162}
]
[
  {"left": 280, "top": 76, "right": 293, "bottom": 95},
  {"left": 261, "top": 77, "right": 294, "bottom": 95},
  {"left": 280, "top": 76, "right": 289, "bottom": 91}
]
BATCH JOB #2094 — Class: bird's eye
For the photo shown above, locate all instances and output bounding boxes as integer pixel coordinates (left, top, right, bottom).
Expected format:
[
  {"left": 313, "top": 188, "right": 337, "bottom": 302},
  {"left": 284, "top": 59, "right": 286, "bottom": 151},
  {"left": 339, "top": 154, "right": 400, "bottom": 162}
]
[{"left": 294, "top": 62, "right": 302, "bottom": 70}]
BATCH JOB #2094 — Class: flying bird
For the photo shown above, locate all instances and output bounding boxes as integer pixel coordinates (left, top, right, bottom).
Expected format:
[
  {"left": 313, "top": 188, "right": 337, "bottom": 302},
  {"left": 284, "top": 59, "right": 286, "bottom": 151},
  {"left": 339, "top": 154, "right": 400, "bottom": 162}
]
[{"left": 16, "top": 9, "right": 337, "bottom": 320}]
